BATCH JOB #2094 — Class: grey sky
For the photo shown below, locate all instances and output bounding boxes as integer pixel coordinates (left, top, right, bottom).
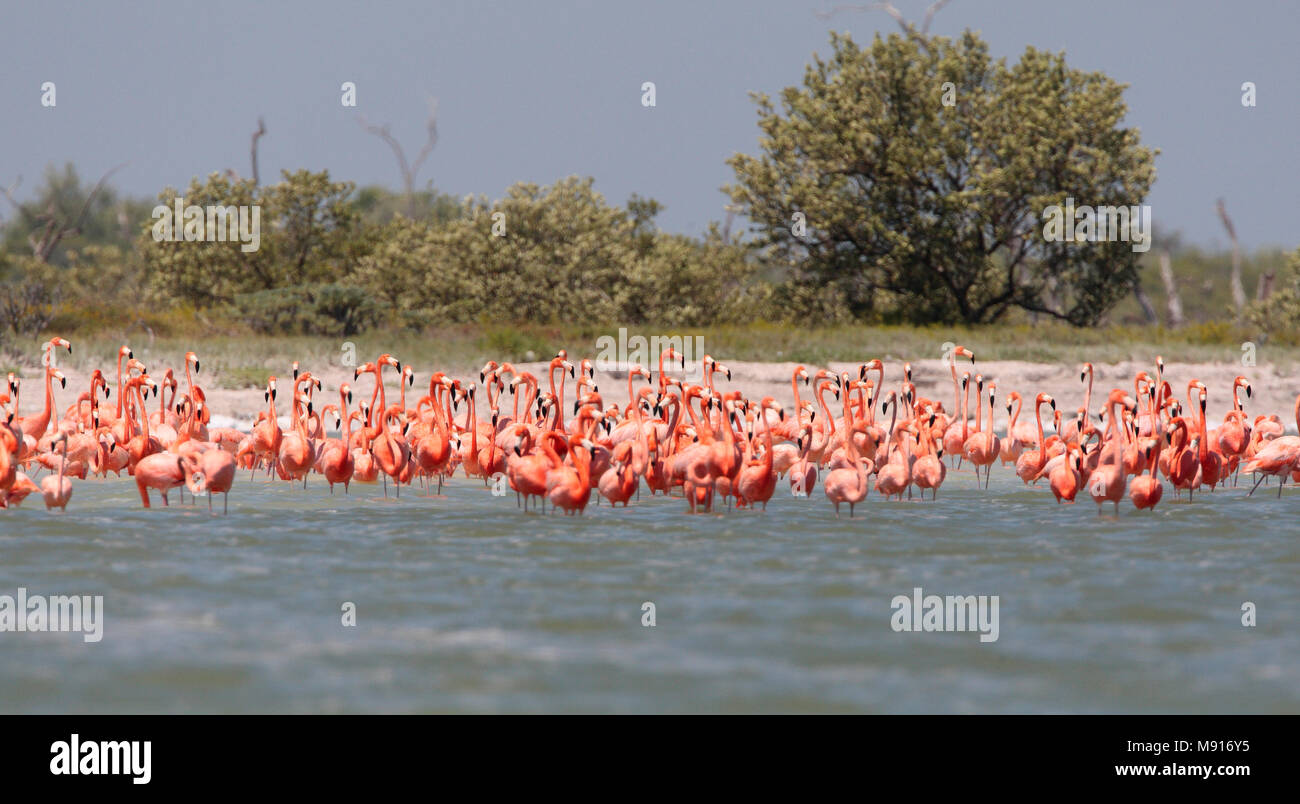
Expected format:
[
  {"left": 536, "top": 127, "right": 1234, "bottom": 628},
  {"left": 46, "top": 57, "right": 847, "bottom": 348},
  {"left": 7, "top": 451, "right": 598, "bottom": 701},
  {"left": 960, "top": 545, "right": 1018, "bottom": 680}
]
[{"left": 3, "top": 0, "right": 1296, "bottom": 251}]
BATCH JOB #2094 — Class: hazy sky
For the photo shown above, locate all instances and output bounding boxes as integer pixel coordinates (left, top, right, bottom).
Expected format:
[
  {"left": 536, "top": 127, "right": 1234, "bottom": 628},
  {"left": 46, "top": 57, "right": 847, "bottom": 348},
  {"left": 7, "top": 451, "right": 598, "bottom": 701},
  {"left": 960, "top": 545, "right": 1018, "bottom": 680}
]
[{"left": 3, "top": 0, "right": 1297, "bottom": 250}]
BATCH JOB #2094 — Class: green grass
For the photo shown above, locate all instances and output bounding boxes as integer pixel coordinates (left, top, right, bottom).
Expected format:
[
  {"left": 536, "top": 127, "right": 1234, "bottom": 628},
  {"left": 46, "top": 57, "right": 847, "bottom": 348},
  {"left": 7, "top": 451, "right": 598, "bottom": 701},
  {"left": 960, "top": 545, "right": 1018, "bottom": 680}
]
[
  {"left": 1, "top": 318, "right": 1287, "bottom": 376},
  {"left": 214, "top": 365, "right": 275, "bottom": 389}
]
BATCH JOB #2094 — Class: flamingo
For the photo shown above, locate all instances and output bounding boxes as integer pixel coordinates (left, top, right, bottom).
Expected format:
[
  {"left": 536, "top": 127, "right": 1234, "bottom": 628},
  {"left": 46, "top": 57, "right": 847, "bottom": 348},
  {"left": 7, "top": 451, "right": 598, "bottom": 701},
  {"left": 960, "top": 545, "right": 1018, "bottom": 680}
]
[
  {"left": 824, "top": 378, "right": 870, "bottom": 517},
  {"left": 40, "top": 432, "right": 74, "bottom": 510}
]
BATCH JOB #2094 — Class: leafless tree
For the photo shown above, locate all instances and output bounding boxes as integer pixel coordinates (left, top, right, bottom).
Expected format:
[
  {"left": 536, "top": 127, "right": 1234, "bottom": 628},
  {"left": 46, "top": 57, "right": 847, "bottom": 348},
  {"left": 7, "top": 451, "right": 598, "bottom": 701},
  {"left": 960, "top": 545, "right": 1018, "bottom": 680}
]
[
  {"left": 1132, "top": 277, "right": 1158, "bottom": 324},
  {"left": 358, "top": 98, "right": 439, "bottom": 218},
  {"left": 251, "top": 117, "right": 267, "bottom": 186},
  {"left": 1216, "top": 198, "right": 1246, "bottom": 318},
  {"left": 1158, "top": 250, "right": 1184, "bottom": 328}
]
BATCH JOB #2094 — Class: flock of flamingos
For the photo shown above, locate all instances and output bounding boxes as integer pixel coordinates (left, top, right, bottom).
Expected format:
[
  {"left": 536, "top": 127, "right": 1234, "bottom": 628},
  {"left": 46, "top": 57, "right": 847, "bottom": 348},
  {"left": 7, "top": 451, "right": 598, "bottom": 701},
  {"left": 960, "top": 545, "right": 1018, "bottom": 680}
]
[{"left": 2, "top": 337, "right": 1299, "bottom": 517}]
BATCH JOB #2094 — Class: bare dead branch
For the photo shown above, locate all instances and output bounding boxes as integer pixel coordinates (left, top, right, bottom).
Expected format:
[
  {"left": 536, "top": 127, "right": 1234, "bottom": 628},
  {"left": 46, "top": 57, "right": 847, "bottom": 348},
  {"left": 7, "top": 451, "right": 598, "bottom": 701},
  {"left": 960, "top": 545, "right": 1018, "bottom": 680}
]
[
  {"left": 358, "top": 98, "right": 439, "bottom": 218},
  {"left": 920, "top": 0, "right": 952, "bottom": 35},
  {"left": 1256, "top": 268, "right": 1275, "bottom": 302},
  {"left": 0, "top": 177, "right": 41, "bottom": 233},
  {"left": 408, "top": 99, "right": 438, "bottom": 188},
  {"left": 1158, "top": 250, "right": 1184, "bottom": 328},
  {"left": 814, "top": 1, "right": 952, "bottom": 37},
  {"left": 0, "top": 176, "right": 21, "bottom": 214},
  {"left": 251, "top": 117, "right": 267, "bottom": 186},
  {"left": 1215, "top": 198, "right": 1246, "bottom": 316},
  {"left": 29, "top": 162, "right": 126, "bottom": 262},
  {"left": 1132, "top": 276, "right": 1158, "bottom": 324},
  {"left": 815, "top": 3, "right": 908, "bottom": 34}
]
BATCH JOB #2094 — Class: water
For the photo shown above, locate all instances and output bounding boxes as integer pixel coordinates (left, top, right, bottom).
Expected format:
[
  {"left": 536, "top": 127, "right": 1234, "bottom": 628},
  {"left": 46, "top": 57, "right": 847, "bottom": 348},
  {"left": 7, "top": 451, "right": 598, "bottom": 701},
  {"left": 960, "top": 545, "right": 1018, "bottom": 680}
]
[{"left": 1, "top": 467, "right": 1296, "bottom": 713}]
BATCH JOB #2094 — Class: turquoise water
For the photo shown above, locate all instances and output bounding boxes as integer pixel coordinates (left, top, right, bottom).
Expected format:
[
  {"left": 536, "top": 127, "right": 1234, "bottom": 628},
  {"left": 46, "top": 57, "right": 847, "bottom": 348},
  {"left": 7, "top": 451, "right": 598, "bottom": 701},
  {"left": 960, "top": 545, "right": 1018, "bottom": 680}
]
[{"left": 0, "top": 466, "right": 1296, "bottom": 713}]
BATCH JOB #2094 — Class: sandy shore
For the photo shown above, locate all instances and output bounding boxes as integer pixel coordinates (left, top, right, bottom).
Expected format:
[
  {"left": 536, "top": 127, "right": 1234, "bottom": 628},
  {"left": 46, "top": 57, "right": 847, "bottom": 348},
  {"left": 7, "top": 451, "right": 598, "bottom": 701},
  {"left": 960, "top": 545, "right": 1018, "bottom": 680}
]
[{"left": 24, "top": 356, "right": 1299, "bottom": 433}]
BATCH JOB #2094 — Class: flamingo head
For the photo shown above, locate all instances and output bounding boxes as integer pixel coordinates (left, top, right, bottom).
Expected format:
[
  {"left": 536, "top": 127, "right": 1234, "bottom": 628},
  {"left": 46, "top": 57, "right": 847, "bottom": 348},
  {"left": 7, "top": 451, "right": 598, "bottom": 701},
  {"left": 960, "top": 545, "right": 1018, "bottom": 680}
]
[{"left": 1232, "top": 375, "right": 1252, "bottom": 398}]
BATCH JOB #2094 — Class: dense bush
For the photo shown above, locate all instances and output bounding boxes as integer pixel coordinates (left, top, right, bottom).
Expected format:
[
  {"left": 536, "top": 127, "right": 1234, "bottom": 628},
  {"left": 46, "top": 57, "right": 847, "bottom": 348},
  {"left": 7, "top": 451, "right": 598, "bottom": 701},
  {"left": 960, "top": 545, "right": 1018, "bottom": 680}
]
[
  {"left": 1247, "top": 248, "right": 1300, "bottom": 344},
  {"left": 139, "top": 170, "right": 364, "bottom": 308},
  {"left": 227, "top": 283, "right": 382, "bottom": 336},
  {"left": 353, "top": 177, "right": 761, "bottom": 327}
]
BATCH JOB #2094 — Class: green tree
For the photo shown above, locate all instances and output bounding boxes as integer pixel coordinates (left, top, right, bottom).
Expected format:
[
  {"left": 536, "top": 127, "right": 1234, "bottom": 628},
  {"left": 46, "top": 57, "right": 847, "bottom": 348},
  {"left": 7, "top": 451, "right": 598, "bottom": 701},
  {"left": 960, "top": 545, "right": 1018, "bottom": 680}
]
[
  {"left": 140, "top": 170, "right": 363, "bottom": 307},
  {"left": 1, "top": 163, "right": 151, "bottom": 265},
  {"left": 727, "top": 30, "right": 1157, "bottom": 325},
  {"left": 1247, "top": 247, "right": 1300, "bottom": 343}
]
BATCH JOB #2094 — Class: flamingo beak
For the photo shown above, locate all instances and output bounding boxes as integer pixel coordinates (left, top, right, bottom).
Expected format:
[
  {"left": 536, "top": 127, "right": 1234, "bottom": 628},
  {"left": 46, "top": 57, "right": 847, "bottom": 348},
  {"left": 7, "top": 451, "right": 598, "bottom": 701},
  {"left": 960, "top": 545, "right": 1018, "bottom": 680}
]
[
  {"left": 1246, "top": 386, "right": 1253, "bottom": 398},
  {"left": 1049, "top": 399, "right": 1056, "bottom": 411}
]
